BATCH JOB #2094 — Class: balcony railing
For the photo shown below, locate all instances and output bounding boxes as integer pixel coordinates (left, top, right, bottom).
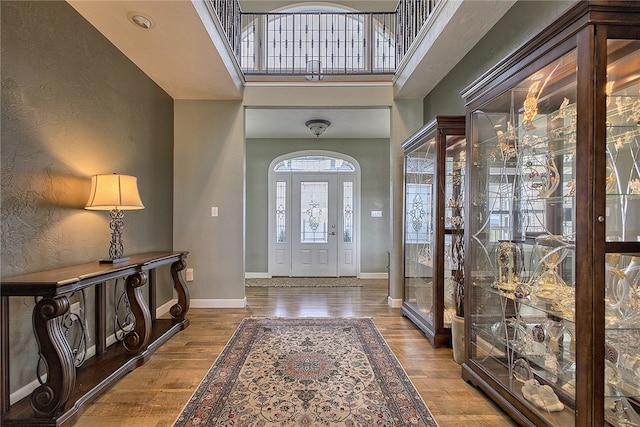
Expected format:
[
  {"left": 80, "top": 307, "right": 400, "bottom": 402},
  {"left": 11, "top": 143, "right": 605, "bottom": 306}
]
[
  {"left": 206, "top": 0, "right": 440, "bottom": 77},
  {"left": 395, "top": 0, "right": 439, "bottom": 60}
]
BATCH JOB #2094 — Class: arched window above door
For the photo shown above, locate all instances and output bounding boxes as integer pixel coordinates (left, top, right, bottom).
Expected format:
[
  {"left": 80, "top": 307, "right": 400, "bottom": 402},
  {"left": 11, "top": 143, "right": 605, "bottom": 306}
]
[{"left": 273, "top": 155, "right": 356, "bottom": 172}]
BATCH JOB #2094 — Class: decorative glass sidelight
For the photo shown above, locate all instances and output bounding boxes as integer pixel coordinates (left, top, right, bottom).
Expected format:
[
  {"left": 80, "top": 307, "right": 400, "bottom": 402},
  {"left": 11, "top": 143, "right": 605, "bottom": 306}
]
[
  {"left": 300, "top": 182, "right": 328, "bottom": 243},
  {"left": 343, "top": 181, "right": 353, "bottom": 243},
  {"left": 276, "top": 181, "right": 287, "bottom": 242}
]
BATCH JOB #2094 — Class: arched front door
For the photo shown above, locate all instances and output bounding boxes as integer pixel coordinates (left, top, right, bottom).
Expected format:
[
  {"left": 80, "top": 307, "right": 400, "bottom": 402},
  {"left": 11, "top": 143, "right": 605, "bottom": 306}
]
[{"left": 269, "top": 152, "right": 360, "bottom": 277}]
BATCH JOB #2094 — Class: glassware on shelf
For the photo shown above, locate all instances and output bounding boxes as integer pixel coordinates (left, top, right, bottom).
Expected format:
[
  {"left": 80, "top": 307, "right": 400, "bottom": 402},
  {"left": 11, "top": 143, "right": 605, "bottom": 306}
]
[
  {"left": 543, "top": 318, "right": 566, "bottom": 355},
  {"left": 606, "top": 154, "right": 619, "bottom": 194},
  {"left": 605, "top": 255, "right": 640, "bottom": 326},
  {"left": 605, "top": 397, "right": 640, "bottom": 427},
  {"left": 529, "top": 234, "right": 573, "bottom": 304},
  {"left": 495, "top": 241, "right": 525, "bottom": 293},
  {"left": 521, "top": 379, "right": 565, "bottom": 412},
  {"left": 512, "top": 358, "right": 533, "bottom": 383},
  {"left": 605, "top": 359, "right": 623, "bottom": 395},
  {"left": 415, "top": 278, "right": 433, "bottom": 316},
  {"left": 524, "top": 153, "right": 561, "bottom": 198}
]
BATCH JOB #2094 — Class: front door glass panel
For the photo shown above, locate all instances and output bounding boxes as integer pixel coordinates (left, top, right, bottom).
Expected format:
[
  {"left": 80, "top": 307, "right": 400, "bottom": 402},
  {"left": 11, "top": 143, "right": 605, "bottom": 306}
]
[{"left": 300, "top": 181, "right": 328, "bottom": 243}]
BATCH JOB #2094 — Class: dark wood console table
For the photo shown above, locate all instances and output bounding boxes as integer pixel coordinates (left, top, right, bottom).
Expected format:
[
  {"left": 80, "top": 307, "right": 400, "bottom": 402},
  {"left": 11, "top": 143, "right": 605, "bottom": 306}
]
[{"left": 0, "top": 251, "right": 190, "bottom": 426}]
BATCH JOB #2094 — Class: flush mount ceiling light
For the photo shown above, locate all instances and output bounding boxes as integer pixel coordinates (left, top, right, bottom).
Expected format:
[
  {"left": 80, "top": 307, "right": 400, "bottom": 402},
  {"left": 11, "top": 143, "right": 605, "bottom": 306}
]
[
  {"left": 305, "top": 119, "right": 331, "bottom": 137},
  {"left": 129, "top": 12, "right": 154, "bottom": 29},
  {"left": 305, "top": 60, "right": 323, "bottom": 81}
]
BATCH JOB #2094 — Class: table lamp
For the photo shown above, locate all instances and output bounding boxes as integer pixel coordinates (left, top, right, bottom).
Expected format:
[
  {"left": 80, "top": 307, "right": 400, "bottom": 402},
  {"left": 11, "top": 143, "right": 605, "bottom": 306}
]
[{"left": 85, "top": 173, "right": 144, "bottom": 263}]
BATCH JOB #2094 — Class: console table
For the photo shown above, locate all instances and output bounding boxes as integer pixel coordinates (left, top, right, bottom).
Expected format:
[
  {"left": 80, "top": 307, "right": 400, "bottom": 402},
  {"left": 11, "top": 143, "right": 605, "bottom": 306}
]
[{"left": 0, "top": 251, "right": 190, "bottom": 426}]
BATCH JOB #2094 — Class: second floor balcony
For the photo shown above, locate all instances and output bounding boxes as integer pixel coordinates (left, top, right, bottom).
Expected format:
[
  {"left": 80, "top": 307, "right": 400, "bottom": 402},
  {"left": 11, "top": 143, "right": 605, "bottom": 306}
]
[
  {"left": 66, "top": 0, "right": 518, "bottom": 99},
  {"left": 207, "top": 0, "right": 439, "bottom": 79}
]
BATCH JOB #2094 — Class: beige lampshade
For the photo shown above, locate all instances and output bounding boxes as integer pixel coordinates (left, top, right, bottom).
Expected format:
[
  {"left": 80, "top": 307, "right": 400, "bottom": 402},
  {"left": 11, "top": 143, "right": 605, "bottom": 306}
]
[{"left": 85, "top": 174, "right": 144, "bottom": 210}]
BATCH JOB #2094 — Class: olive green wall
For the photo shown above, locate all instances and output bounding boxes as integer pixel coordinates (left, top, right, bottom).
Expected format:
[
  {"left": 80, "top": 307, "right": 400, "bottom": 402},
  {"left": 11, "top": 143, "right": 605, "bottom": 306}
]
[
  {"left": 1, "top": 1, "right": 174, "bottom": 395},
  {"left": 173, "top": 100, "right": 246, "bottom": 302},
  {"left": 423, "top": 0, "right": 576, "bottom": 119},
  {"left": 246, "top": 138, "right": 391, "bottom": 275}
]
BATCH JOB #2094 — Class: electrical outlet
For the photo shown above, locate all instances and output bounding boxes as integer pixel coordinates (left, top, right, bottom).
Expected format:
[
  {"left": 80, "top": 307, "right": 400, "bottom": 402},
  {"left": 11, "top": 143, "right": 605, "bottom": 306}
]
[
  {"left": 70, "top": 302, "right": 81, "bottom": 317},
  {"left": 185, "top": 268, "right": 194, "bottom": 282}
]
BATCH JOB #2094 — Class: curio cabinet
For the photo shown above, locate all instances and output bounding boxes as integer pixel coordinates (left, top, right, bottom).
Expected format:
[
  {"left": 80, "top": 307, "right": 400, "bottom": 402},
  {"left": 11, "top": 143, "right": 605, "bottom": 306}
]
[
  {"left": 402, "top": 116, "right": 466, "bottom": 348},
  {"left": 461, "top": 2, "right": 640, "bottom": 425}
]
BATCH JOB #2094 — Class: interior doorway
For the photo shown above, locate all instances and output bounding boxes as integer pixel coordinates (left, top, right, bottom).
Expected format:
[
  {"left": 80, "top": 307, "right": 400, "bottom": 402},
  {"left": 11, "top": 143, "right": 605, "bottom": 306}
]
[{"left": 269, "top": 151, "right": 360, "bottom": 277}]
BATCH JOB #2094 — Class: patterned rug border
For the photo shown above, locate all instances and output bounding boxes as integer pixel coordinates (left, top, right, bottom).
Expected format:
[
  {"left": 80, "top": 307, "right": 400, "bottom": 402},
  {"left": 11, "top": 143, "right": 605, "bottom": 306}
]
[
  {"left": 245, "top": 277, "right": 364, "bottom": 287},
  {"left": 174, "top": 317, "right": 438, "bottom": 426}
]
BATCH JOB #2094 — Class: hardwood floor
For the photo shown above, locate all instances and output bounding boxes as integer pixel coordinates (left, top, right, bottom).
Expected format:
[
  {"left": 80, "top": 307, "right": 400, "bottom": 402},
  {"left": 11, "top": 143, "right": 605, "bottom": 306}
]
[{"left": 75, "top": 280, "right": 516, "bottom": 426}]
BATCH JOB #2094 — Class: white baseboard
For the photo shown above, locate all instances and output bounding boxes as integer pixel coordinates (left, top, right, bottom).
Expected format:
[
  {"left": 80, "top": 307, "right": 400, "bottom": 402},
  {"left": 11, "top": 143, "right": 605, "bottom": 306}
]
[
  {"left": 161, "top": 298, "right": 248, "bottom": 309},
  {"left": 156, "top": 299, "right": 175, "bottom": 317},
  {"left": 11, "top": 376, "right": 42, "bottom": 405},
  {"left": 359, "top": 272, "right": 388, "bottom": 279},
  {"left": 387, "top": 295, "right": 402, "bottom": 308},
  {"left": 190, "top": 298, "right": 247, "bottom": 308},
  {"left": 245, "top": 272, "right": 270, "bottom": 279},
  {"left": 246, "top": 272, "right": 389, "bottom": 280},
  {"left": 10, "top": 330, "right": 127, "bottom": 405},
  {"left": 11, "top": 301, "right": 179, "bottom": 405}
]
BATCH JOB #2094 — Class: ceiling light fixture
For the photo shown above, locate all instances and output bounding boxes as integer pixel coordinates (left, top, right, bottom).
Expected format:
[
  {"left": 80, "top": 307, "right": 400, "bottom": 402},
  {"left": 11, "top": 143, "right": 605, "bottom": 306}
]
[
  {"left": 129, "top": 13, "right": 154, "bottom": 29},
  {"left": 305, "top": 60, "right": 323, "bottom": 81},
  {"left": 305, "top": 119, "right": 331, "bottom": 137}
]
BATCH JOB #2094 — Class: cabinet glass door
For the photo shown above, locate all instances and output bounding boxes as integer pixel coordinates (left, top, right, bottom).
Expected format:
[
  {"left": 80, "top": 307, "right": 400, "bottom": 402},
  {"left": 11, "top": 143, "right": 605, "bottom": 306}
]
[
  {"left": 404, "top": 136, "right": 436, "bottom": 323},
  {"left": 402, "top": 116, "right": 465, "bottom": 348},
  {"left": 468, "top": 48, "right": 578, "bottom": 424},
  {"left": 444, "top": 135, "right": 466, "bottom": 327},
  {"left": 603, "top": 38, "right": 640, "bottom": 425}
]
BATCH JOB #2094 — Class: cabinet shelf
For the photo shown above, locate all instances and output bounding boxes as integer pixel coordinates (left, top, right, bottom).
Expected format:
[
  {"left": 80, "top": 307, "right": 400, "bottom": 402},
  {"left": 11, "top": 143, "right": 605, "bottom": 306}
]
[
  {"left": 469, "top": 326, "right": 577, "bottom": 395},
  {"left": 473, "top": 282, "right": 577, "bottom": 324}
]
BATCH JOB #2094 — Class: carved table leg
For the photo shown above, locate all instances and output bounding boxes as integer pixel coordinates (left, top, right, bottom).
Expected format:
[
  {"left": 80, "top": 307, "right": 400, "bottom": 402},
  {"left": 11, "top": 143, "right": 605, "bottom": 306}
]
[
  {"left": 170, "top": 258, "right": 190, "bottom": 321},
  {"left": 31, "top": 296, "right": 75, "bottom": 418},
  {"left": 123, "top": 272, "right": 151, "bottom": 354}
]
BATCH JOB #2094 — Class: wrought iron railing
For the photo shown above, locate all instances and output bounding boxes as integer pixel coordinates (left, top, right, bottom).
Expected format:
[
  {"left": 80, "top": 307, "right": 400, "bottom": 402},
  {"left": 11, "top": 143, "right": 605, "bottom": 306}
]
[
  {"left": 240, "top": 12, "right": 397, "bottom": 76},
  {"left": 206, "top": 0, "right": 440, "bottom": 77},
  {"left": 206, "top": 0, "right": 243, "bottom": 59},
  {"left": 395, "top": 0, "right": 439, "bottom": 60}
]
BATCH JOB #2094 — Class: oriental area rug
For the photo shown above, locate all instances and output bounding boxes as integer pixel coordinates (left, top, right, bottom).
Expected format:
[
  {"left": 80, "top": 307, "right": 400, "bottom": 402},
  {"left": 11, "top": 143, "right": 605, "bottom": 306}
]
[{"left": 174, "top": 317, "right": 439, "bottom": 426}]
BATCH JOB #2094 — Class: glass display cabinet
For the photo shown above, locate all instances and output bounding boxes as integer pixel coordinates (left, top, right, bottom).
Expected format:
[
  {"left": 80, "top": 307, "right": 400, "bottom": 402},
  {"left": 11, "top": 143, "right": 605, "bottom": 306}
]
[
  {"left": 402, "top": 116, "right": 466, "bottom": 348},
  {"left": 461, "top": 2, "right": 640, "bottom": 425}
]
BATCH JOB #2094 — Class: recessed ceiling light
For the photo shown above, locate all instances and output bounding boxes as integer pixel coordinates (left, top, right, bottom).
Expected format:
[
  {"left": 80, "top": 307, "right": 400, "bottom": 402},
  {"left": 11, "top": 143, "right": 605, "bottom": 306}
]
[{"left": 129, "top": 13, "right": 154, "bottom": 29}]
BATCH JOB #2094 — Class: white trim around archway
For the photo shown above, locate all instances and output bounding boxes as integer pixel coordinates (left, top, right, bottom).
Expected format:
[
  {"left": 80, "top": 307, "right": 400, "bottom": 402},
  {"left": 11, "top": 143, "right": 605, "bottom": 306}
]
[{"left": 268, "top": 150, "right": 361, "bottom": 277}]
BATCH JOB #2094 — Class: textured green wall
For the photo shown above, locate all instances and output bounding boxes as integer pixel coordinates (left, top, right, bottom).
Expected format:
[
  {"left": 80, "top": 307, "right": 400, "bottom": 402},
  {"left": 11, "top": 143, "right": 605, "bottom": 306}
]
[
  {"left": 173, "top": 100, "right": 246, "bottom": 301},
  {"left": 1, "top": 1, "right": 174, "bottom": 394},
  {"left": 423, "top": 0, "right": 577, "bottom": 119}
]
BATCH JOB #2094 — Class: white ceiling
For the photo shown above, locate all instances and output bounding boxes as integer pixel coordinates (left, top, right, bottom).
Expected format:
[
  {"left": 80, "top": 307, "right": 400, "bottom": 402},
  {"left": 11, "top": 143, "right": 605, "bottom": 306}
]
[{"left": 66, "top": 0, "right": 515, "bottom": 139}]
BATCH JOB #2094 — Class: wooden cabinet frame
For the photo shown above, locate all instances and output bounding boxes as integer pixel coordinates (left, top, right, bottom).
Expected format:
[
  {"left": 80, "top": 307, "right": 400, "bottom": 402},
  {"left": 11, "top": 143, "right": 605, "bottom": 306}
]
[{"left": 401, "top": 115, "right": 465, "bottom": 348}]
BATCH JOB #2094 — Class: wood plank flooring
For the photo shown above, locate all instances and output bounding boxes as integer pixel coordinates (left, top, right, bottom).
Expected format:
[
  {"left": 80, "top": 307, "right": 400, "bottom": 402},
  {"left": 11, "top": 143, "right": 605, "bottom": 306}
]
[{"left": 74, "top": 280, "right": 516, "bottom": 426}]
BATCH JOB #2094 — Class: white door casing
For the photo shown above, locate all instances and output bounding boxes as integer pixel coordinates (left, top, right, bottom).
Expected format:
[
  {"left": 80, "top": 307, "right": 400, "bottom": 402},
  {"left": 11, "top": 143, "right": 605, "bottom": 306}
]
[{"left": 269, "top": 151, "right": 359, "bottom": 277}]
